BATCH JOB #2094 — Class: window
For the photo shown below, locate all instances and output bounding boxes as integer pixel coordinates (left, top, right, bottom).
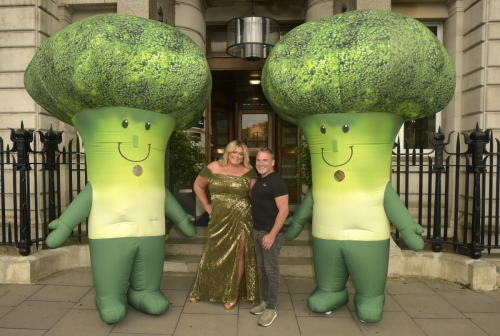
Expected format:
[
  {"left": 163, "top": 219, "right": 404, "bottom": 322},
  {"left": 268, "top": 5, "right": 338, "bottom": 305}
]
[{"left": 396, "top": 22, "right": 443, "bottom": 151}]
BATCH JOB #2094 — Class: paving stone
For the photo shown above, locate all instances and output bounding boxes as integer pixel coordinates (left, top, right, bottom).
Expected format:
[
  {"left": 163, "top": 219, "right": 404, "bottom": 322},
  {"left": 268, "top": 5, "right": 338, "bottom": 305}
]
[
  {"left": 438, "top": 289, "right": 500, "bottom": 313},
  {"left": 347, "top": 294, "right": 403, "bottom": 312},
  {"left": 0, "top": 306, "right": 12, "bottom": 319},
  {"left": 111, "top": 334, "right": 168, "bottom": 336},
  {"left": 287, "top": 278, "right": 316, "bottom": 294},
  {"left": 112, "top": 306, "right": 182, "bottom": 335},
  {"left": 45, "top": 309, "right": 113, "bottom": 336},
  {"left": 0, "top": 287, "right": 9, "bottom": 299},
  {"left": 0, "top": 300, "right": 74, "bottom": 329},
  {"left": 424, "top": 278, "right": 468, "bottom": 291},
  {"left": 161, "top": 289, "right": 189, "bottom": 307},
  {"left": 385, "top": 279, "right": 437, "bottom": 295},
  {"left": 182, "top": 297, "right": 238, "bottom": 314},
  {"left": 28, "top": 285, "right": 91, "bottom": 303},
  {"left": 414, "top": 318, "right": 489, "bottom": 336},
  {"left": 173, "top": 313, "right": 237, "bottom": 336},
  {"left": 0, "top": 329, "right": 47, "bottom": 336},
  {"left": 238, "top": 309, "right": 300, "bottom": 336},
  {"left": 279, "top": 277, "right": 289, "bottom": 293},
  {"left": 291, "top": 293, "right": 351, "bottom": 317},
  {"left": 37, "top": 269, "right": 94, "bottom": 287},
  {"left": 73, "top": 288, "right": 96, "bottom": 310},
  {"left": 160, "top": 276, "right": 195, "bottom": 290},
  {"left": 352, "top": 311, "right": 426, "bottom": 336},
  {"left": 393, "top": 294, "right": 466, "bottom": 319},
  {"left": 488, "top": 290, "right": 500, "bottom": 303},
  {"left": 0, "top": 285, "right": 43, "bottom": 306},
  {"left": 464, "top": 313, "right": 500, "bottom": 336},
  {"left": 297, "top": 316, "right": 363, "bottom": 336}
]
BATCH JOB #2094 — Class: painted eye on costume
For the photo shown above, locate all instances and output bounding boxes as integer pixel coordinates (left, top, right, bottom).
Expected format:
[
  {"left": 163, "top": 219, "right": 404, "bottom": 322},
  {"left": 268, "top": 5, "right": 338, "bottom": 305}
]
[
  {"left": 320, "top": 125, "right": 326, "bottom": 134},
  {"left": 145, "top": 122, "right": 151, "bottom": 130},
  {"left": 342, "top": 124, "right": 349, "bottom": 133},
  {"left": 122, "top": 119, "right": 129, "bottom": 128}
]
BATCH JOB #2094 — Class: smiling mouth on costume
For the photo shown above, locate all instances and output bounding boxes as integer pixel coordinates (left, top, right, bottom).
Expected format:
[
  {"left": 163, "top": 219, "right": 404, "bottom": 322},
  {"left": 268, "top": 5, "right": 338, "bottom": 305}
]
[
  {"left": 118, "top": 142, "right": 151, "bottom": 162},
  {"left": 321, "top": 146, "right": 354, "bottom": 167}
]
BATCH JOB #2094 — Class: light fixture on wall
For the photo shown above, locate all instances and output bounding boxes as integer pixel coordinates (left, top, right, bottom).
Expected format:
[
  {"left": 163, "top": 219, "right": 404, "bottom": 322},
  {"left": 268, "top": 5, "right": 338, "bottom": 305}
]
[
  {"left": 249, "top": 79, "right": 261, "bottom": 85},
  {"left": 226, "top": 0, "right": 280, "bottom": 61}
]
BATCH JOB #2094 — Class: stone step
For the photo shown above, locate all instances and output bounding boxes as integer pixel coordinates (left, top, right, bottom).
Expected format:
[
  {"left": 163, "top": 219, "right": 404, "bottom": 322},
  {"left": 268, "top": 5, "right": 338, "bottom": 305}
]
[
  {"left": 163, "top": 255, "right": 315, "bottom": 277},
  {"left": 165, "top": 238, "right": 313, "bottom": 258},
  {"left": 168, "top": 225, "right": 313, "bottom": 241}
]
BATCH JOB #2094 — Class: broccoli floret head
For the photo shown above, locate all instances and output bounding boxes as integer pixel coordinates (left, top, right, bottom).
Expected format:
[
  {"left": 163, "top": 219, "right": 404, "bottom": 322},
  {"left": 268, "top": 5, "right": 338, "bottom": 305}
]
[
  {"left": 24, "top": 14, "right": 212, "bottom": 129},
  {"left": 262, "top": 10, "right": 456, "bottom": 124}
]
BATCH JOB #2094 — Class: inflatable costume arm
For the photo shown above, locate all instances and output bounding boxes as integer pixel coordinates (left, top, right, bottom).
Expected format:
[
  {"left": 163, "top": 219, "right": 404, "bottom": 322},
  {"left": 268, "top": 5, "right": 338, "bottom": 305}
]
[
  {"left": 165, "top": 188, "right": 196, "bottom": 237},
  {"left": 285, "top": 188, "right": 314, "bottom": 240},
  {"left": 46, "top": 183, "right": 93, "bottom": 248},
  {"left": 383, "top": 183, "right": 424, "bottom": 251}
]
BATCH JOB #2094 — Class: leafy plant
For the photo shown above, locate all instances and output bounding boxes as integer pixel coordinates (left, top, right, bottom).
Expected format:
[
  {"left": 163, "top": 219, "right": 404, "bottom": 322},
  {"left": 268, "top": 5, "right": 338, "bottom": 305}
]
[
  {"left": 170, "top": 131, "right": 207, "bottom": 185},
  {"left": 296, "top": 138, "right": 312, "bottom": 188}
]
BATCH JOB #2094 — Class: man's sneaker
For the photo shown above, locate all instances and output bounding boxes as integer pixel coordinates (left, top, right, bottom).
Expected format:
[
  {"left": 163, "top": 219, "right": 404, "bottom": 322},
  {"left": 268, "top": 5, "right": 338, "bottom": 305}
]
[
  {"left": 250, "top": 301, "right": 267, "bottom": 315},
  {"left": 258, "top": 308, "right": 277, "bottom": 327}
]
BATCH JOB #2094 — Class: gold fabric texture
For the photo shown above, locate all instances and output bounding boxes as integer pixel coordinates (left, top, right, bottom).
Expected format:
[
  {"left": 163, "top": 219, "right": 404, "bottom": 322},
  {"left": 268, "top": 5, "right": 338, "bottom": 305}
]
[{"left": 190, "top": 167, "right": 259, "bottom": 305}]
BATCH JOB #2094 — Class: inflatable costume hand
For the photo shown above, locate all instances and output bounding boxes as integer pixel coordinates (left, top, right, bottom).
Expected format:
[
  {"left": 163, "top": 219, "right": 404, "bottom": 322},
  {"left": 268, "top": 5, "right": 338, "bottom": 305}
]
[
  {"left": 384, "top": 183, "right": 424, "bottom": 251},
  {"left": 46, "top": 183, "right": 92, "bottom": 248},
  {"left": 165, "top": 189, "right": 196, "bottom": 237},
  {"left": 176, "top": 214, "right": 196, "bottom": 238},
  {"left": 285, "top": 217, "right": 304, "bottom": 240},
  {"left": 399, "top": 222, "right": 425, "bottom": 251},
  {"left": 285, "top": 188, "right": 313, "bottom": 241}
]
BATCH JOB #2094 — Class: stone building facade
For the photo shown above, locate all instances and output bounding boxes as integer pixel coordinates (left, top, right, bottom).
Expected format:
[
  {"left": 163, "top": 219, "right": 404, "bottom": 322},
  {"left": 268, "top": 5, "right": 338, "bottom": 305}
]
[{"left": 0, "top": 0, "right": 498, "bottom": 232}]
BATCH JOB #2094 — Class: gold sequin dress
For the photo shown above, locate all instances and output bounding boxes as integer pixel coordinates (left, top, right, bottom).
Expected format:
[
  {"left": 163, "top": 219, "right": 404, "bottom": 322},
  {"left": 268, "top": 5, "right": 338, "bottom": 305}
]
[{"left": 190, "top": 167, "right": 259, "bottom": 305}]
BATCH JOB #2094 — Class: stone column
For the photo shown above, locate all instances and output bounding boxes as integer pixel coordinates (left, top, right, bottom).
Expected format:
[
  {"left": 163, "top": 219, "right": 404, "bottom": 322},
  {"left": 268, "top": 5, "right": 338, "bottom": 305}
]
[
  {"left": 157, "top": 0, "right": 175, "bottom": 26},
  {"left": 118, "top": 0, "right": 157, "bottom": 19},
  {"left": 485, "top": 0, "right": 500, "bottom": 131},
  {"left": 461, "top": 0, "right": 500, "bottom": 132},
  {"left": 441, "top": 1, "right": 464, "bottom": 137},
  {"left": 0, "top": 1, "right": 63, "bottom": 141},
  {"left": 175, "top": 0, "right": 206, "bottom": 54}
]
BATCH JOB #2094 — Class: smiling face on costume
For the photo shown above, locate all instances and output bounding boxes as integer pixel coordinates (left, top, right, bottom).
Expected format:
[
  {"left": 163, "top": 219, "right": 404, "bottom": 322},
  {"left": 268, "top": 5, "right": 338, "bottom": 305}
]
[
  {"left": 298, "top": 112, "right": 403, "bottom": 190},
  {"left": 228, "top": 146, "right": 245, "bottom": 166},
  {"left": 256, "top": 151, "right": 275, "bottom": 177},
  {"left": 73, "top": 107, "right": 176, "bottom": 186}
]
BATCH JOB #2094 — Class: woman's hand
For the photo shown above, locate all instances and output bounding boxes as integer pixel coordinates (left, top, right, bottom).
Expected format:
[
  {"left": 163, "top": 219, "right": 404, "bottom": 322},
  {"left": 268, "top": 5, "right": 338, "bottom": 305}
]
[{"left": 204, "top": 204, "right": 212, "bottom": 217}]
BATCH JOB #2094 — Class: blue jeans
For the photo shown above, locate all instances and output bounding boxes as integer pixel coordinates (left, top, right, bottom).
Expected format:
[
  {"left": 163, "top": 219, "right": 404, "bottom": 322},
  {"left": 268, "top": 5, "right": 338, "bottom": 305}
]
[{"left": 253, "top": 229, "right": 285, "bottom": 309}]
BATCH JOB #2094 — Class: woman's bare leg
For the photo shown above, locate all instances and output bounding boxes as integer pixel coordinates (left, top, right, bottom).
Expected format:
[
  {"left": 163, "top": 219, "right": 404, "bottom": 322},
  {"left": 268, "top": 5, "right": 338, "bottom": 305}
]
[{"left": 237, "top": 231, "right": 246, "bottom": 286}]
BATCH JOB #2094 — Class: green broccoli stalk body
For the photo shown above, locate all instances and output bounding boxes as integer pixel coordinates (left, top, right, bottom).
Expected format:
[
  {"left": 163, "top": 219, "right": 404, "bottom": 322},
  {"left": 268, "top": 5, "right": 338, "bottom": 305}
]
[
  {"left": 24, "top": 14, "right": 211, "bottom": 324},
  {"left": 262, "top": 9, "right": 455, "bottom": 323}
]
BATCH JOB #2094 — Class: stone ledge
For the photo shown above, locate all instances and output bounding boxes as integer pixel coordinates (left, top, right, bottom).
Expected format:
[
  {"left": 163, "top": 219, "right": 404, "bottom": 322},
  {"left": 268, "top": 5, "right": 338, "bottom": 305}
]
[
  {"left": 0, "top": 244, "right": 498, "bottom": 291},
  {"left": 0, "top": 245, "right": 90, "bottom": 284},
  {"left": 389, "top": 249, "right": 498, "bottom": 291}
]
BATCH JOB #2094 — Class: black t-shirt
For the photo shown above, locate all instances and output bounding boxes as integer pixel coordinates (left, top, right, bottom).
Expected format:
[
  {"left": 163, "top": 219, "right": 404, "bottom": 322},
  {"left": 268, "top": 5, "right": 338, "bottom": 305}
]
[{"left": 251, "top": 172, "right": 288, "bottom": 232}]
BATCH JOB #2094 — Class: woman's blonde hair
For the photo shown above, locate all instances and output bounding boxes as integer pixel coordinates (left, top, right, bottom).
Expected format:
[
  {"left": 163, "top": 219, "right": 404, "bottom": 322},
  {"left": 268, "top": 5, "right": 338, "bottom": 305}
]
[{"left": 219, "top": 140, "right": 252, "bottom": 169}]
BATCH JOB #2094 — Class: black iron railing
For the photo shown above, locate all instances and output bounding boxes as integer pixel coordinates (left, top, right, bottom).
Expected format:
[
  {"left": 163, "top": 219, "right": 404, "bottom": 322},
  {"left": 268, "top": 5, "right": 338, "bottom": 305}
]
[
  {"left": 0, "top": 122, "right": 499, "bottom": 258},
  {"left": 392, "top": 124, "right": 499, "bottom": 259},
  {"left": 0, "top": 123, "right": 87, "bottom": 255}
]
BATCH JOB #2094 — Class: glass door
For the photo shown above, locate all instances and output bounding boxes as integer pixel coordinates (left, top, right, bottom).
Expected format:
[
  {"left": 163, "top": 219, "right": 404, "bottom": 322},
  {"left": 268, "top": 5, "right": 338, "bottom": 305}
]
[{"left": 238, "top": 110, "right": 273, "bottom": 165}]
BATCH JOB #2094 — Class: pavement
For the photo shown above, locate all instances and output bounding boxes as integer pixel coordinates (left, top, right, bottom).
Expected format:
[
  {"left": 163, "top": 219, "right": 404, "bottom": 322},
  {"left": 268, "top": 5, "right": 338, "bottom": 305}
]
[{"left": 0, "top": 269, "right": 500, "bottom": 336}]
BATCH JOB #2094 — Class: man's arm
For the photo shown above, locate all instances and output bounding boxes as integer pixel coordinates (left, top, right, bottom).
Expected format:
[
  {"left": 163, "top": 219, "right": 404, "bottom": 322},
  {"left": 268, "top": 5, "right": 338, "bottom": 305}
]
[{"left": 262, "top": 194, "right": 289, "bottom": 250}]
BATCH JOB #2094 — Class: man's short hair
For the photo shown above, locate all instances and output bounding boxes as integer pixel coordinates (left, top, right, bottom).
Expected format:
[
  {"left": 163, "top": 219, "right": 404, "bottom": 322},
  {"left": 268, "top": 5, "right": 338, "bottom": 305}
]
[{"left": 258, "top": 147, "right": 274, "bottom": 160}]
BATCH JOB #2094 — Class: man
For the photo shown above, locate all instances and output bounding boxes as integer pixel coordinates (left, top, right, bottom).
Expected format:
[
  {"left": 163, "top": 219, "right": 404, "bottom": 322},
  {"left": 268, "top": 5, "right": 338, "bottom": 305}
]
[{"left": 250, "top": 147, "right": 289, "bottom": 327}]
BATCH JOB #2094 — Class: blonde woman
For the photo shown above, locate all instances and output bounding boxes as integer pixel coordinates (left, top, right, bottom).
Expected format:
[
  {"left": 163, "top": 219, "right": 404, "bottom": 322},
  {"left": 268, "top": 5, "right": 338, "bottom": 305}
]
[{"left": 189, "top": 140, "right": 259, "bottom": 310}]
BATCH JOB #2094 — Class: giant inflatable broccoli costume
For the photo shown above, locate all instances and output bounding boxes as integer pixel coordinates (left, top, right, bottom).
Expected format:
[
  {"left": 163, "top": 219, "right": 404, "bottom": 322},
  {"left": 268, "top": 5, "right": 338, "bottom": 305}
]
[
  {"left": 24, "top": 14, "right": 212, "bottom": 323},
  {"left": 262, "top": 10, "right": 455, "bottom": 322}
]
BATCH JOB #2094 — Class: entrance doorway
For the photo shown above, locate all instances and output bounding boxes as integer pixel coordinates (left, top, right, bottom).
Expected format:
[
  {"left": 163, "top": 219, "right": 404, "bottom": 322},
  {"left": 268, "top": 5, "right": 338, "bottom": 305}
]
[{"left": 207, "top": 70, "right": 300, "bottom": 205}]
